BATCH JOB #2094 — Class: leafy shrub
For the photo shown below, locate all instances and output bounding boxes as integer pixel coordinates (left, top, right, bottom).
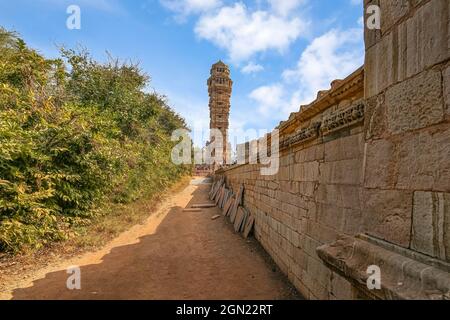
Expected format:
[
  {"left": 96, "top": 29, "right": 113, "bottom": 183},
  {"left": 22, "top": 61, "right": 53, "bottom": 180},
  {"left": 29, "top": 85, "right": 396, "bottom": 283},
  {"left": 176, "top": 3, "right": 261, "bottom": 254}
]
[{"left": 0, "top": 28, "right": 190, "bottom": 253}]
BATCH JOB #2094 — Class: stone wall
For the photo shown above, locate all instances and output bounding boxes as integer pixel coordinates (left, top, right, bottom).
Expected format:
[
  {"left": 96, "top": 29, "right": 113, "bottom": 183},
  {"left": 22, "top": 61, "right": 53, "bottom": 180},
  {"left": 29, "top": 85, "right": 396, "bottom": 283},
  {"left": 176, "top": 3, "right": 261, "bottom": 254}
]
[
  {"left": 363, "top": 0, "right": 450, "bottom": 259},
  {"left": 216, "top": 0, "right": 450, "bottom": 300},
  {"left": 218, "top": 68, "right": 366, "bottom": 299}
]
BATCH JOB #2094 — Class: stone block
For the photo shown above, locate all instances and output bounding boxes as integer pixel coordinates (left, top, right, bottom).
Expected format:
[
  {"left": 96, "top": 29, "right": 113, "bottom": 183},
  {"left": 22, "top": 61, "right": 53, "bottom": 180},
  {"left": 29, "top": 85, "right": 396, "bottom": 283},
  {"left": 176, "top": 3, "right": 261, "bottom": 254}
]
[
  {"left": 306, "top": 220, "right": 339, "bottom": 244},
  {"left": 303, "top": 235, "right": 323, "bottom": 259},
  {"left": 319, "top": 158, "right": 363, "bottom": 185},
  {"left": 292, "top": 161, "right": 320, "bottom": 182},
  {"left": 324, "top": 133, "right": 364, "bottom": 162},
  {"left": 362, "top": 189, "right": 412, "bottom": 247},
  {"left": 365, "top": 94, "right": 387, "bottom": 139},
  {"left": 380, "top": 0, "right": 410, "bottom": 34},
  {"left": 365, "top": 0, "right": 449, "bottom": 98},
  {"left": 411, "top": 191, "right": 450, "bottom": 261},
  {"left": 307, "top": 256, "right": 331, "bottom": 288},
  {"left": 397, "top": 125, "right": 450, "bottom": 192},
  {"left": 280, "top": 181, "right": 299, "bottom": 194},
  {"left": 404, "top": 0, "right": 449, "bottom": 79},
  {"left": 277, "top": 166, "right": 290, "bottom": 181},
  {"left": 298, "top": 181, "right": 316, "bottom": 197},
  {"left": 385, "top": 69, "right": 444, "bottom": 135},
  {"left": 315, "top": 184, "right": 362, "bottom": 210},
  {"left": 281, "top": 202, "right": 298, "bottom": 217},
  {"left": 365, "top": 31, "right": 395, "bottom": 98},
  {"left": 444, "top": 65, "right": 450, "bottom": 116},
  {"left": 364, "top": 138, "right": 396, "bottom": 189},
  {"left": 295, "top": 144, "right": 324, "bottom": 163},
  {"left": 342, "top": 208, "right": 363, "bottom": 236},
  {"left": 331, "top": 273, "right": 354, "bottom": 300},
  {"left": 316, "top": 203, "right": 344, "bottom": 231}
]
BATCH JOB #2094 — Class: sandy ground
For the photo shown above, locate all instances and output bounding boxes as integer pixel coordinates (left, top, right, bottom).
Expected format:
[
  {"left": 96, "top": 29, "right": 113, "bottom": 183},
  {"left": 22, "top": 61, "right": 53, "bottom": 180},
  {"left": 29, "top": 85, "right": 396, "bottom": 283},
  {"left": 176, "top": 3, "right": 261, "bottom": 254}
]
[{"left": 1, "top": 177, "right": 300, "bottom": 300}]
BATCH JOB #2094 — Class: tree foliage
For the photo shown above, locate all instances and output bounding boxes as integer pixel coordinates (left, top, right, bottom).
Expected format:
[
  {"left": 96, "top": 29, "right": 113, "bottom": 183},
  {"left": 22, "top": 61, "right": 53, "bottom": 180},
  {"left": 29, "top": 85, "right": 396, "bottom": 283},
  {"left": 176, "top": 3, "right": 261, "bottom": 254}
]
[{"left": 0, "top": 28, "right": 190, "bottom": 253}]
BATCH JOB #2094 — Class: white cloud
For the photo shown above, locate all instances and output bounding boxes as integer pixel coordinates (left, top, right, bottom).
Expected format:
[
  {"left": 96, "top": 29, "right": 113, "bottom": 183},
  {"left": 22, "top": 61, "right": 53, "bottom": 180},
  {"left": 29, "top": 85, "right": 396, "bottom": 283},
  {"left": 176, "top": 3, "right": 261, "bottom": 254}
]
[
  {"left": 282, "top": 28, "right": 364, "bottom": 106},
  {"left": 350, "top": 0, "right": 362, "bottom": 5},
  {"left": 160, "top": 0, "right": 221, "bottom": 19},
  {"left": 194, "top": 2, "right": 308, "bottom": 62},
  {"left": 241, "top": 62, "right": 264, "bottom": 74},
  {"left": 249, "top": 84, "right": 286, "bottom": 116},
  {"left": 249, "top": 27, "right": 364, "bottom": 121},
  {"left": 267, "top": 0, "right": 306, "bottom": 17}
]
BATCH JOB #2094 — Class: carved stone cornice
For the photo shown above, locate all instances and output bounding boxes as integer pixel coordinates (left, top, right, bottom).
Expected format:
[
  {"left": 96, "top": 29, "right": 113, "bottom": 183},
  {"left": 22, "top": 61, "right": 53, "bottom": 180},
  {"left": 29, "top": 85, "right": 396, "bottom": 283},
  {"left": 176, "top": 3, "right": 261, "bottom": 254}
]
[
  {"left": 321, "top": 103, "right": 365, "bottom": 136},
  {"left": 278, "top": 66, "right": 364, "bottom": 134},
  {"left": 280, "top": 122, "right": 321, "bottom": 149}
]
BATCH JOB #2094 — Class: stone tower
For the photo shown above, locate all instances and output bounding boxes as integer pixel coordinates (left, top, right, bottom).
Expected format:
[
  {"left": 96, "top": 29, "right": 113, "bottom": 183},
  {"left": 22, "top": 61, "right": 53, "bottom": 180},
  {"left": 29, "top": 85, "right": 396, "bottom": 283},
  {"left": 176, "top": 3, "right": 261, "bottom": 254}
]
[{"left": 207, "top": 60, "right": 233, "bottom": 165}]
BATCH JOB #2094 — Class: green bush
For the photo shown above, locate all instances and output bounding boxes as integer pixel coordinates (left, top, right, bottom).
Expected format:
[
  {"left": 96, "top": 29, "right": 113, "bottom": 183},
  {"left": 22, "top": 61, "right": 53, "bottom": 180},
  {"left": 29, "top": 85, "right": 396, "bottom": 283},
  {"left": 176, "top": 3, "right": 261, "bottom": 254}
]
[{"left": 0, "top": 28, "right": 190, "bottom": 253}]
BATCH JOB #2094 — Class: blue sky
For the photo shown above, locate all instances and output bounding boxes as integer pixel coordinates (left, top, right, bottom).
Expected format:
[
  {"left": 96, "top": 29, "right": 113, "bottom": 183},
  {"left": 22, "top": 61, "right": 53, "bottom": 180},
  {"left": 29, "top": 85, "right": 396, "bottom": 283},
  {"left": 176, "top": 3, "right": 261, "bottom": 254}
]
[{"left": 0, "top": 0, "right": 365, "bottom": 146}]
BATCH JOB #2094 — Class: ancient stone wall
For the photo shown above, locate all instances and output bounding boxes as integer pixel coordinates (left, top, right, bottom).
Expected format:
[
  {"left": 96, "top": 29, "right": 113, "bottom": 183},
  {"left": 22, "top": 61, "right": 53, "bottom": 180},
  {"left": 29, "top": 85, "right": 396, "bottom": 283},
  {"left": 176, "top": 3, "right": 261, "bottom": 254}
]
[
  {"left": 216, "top": 0, "right": 450, "bottom": 300},
  {"left": 218, "top": 68, "right": 366, "bottom": 299},
  {"left": 363, "top": 0, "right": 449, "bottom": 258}
]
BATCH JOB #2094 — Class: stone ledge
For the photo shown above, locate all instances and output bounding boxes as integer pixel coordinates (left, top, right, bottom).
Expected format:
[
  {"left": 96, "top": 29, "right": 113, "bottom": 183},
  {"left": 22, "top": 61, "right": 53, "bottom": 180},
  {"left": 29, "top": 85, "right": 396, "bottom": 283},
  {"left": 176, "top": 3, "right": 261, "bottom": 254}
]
[
  {"left": 321, "top": 103, "right": 365, "bottom": 136},
  {"left": 317, "top": 234, "right": 450, "bottom": 300}
]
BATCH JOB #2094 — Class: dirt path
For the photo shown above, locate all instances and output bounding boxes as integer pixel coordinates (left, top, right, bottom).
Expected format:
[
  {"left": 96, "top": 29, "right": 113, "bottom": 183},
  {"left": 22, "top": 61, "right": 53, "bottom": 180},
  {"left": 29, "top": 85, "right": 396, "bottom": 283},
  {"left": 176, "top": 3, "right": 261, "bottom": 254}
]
[{"left": 1, "top": 177, "right": 300, "bottom": 300}]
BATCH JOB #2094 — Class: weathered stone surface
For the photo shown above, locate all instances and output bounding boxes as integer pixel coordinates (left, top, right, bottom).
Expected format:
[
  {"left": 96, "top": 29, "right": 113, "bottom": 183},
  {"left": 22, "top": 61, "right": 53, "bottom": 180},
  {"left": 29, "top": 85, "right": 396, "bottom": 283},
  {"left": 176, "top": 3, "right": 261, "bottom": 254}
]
[
  {"left": 412, "top": 192, "right": 450, "bottom": 261},
  {"left": 316, "top": 203, "right": 344, "bottom": 231},
  {"left": 330, "top": 272, "right": 354, "bottom": 300},
  {"left": 218, "top": 0, "right": 450, "bottom": 299},
  {"left": 342, "top": 208, "right": 363, "bottom": 235},
  {"left": 315, "top": 184, "right": 362, "bottom": 210},
  {"left": 323, "top": 133, "right": 364, "bottom": 162},
  {"left": 365, "top": 94, "right": 386, "bottom": 139},
  {"left": 298, "top": 181, "right": 316, "bottom": 197},
  {"left": 317, "top": 235, "right": 450, "bottom": 300},
  {"left": 306, "top": 255, "right": 331, "bottom": 288},
  {"left": 294, "top": 144, "right": 324, "bottom": 163},
  {"left": 397, "top": 126, "right": 450, "bottom": 192},
  {"left": 365, "top": 31, "right": 395, "bottom": 98},
  {"left": 277, "top": 165, "right": 290, "bottom": 181},
  {"left": 385, "top": 69, "right": 444, "bottom": 135},
  {"left": 319, "top": 158, "right": 363, "bottom": 185},
  {"left": 364, "top": 138, "right": 396, "bottom": 188},
  {"left": 404, "top": 0, "right": 449, "bottom": 79},
  {"left": 365, "top": 0, "right": 449, "bottom": 98},
  {"left": 444, "top": 65, "right": 450, "bottom": 116},
  {"left": 362, "top": 189, "right": 412, "bottom": 247},
  {"left": 292, "top": 161, "right": 320, "bottom": 182},
  {"left": 380, "top": 0, "right": 410, "bottom": 34}
]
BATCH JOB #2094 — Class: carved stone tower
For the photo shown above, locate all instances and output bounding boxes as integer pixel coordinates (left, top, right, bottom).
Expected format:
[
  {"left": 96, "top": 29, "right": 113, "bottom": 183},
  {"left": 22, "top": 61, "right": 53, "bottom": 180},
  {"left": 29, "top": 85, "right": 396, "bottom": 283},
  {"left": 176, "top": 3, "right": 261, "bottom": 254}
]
[{"left": 208, "top": 60, "right": 233, "bottom": 165}]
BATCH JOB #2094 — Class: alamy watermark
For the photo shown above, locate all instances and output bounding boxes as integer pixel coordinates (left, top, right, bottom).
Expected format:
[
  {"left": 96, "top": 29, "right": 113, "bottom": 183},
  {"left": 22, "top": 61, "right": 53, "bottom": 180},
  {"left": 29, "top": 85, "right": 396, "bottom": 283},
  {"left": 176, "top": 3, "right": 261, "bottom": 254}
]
[
  {"left": 171, "top": 128, "right": 280, "bottom": 176},
  {"left": 66, "top": 5, "right": 81, "bottom": 30},
  {"left": 366, "top": 5, "right": 381, "bottom": 30},
  {"left": 367, "top": 265, "right": 382, "bottom": 290},
  {"left": 66, "top": 265, "right": 81, "bottom": 290}
]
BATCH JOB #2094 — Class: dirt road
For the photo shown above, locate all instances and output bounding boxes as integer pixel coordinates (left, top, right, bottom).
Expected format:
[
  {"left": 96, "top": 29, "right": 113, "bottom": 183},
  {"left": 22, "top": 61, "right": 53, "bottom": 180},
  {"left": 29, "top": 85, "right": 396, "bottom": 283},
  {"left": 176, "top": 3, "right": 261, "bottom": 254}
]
[{"left": 3, "top": 177, "right": 300, "bottom": 300}]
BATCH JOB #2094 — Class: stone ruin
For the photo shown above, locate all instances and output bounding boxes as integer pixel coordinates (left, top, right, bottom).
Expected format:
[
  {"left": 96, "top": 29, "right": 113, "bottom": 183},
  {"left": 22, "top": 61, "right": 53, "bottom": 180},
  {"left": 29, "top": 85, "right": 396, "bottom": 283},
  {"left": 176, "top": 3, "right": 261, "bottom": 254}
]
[{"left": 213, "top": 0, "right": 450, "bottom": 299}]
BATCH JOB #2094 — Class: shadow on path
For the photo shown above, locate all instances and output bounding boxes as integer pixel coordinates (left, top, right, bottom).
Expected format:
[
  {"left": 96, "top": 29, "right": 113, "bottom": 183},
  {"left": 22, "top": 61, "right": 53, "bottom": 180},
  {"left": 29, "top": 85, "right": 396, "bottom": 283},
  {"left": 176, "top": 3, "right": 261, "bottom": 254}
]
[{"left": 12, "top": 184, "right": 301, "bottom": 300}]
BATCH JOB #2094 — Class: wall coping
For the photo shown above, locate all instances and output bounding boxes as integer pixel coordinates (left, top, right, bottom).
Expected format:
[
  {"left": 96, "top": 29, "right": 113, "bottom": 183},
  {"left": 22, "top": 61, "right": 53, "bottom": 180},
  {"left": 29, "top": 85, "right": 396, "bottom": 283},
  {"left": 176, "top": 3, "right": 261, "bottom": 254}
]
[{"left": 317, "top": 234, "right": 450, "bottom": 300}]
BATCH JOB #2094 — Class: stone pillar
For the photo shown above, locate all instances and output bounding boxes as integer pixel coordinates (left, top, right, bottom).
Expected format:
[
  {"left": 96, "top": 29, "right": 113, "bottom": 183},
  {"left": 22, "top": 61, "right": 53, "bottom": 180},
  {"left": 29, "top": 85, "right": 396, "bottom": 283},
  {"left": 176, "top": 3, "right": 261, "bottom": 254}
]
[{"left": 363, "top": 0, "right": 450, "bottom": 258}]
